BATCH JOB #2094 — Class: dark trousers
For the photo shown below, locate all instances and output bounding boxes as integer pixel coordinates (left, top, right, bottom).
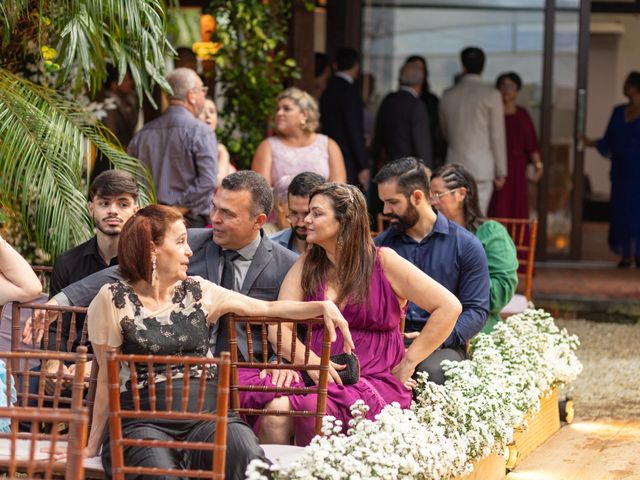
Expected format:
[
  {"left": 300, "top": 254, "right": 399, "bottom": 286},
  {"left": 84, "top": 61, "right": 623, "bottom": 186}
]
[
  {"left": 101, "top": 416, "right": 266, "bottom": 480},
  {"left": 404, "top": 322, "right": 467, "bottom": 385}
]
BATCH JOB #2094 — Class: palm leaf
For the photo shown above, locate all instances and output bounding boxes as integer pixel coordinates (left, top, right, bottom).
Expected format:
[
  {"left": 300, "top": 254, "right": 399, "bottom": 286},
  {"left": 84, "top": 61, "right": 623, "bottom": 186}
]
[{"left": 0, "top": 68, "right": 155, "bottom": 259}]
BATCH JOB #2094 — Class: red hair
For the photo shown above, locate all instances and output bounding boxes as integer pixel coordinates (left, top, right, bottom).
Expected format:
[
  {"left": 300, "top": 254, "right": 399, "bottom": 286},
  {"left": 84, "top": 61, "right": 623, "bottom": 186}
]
[{"left": 118, "top": 205, "right": 184, "bottom": 282}]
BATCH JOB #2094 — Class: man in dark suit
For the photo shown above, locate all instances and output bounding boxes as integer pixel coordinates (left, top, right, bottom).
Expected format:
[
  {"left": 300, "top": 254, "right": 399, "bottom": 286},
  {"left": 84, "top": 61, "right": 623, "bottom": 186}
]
[
  {"left": 320, "top": 47, "right": 370, "bottom": 189},
  {"left": 372, "top": 61, "right": 433, "bottom": 170},
  {"left": 27, "top": 172, "right": 298, "bottom": 363}
]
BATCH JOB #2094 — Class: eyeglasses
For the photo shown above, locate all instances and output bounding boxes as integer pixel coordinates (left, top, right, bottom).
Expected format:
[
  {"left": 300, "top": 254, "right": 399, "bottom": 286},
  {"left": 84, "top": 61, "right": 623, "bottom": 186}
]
[
  {"left": 429, "top": 188, "right": 458, "bottom": 203},
  {"left": 286, "top": 212, "right": 308, "bottom": 224}
]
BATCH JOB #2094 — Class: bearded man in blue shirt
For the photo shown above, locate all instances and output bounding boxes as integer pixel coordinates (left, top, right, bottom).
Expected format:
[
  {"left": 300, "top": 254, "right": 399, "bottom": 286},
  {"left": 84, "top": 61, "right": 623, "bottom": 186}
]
[{"left": 374, "top": 157, "right": 489, "bottom": 385}]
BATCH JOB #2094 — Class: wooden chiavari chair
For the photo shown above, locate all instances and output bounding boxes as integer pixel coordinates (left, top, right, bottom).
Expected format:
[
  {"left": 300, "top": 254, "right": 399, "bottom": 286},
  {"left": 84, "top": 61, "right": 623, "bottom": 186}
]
[
  {"left": 11, "top": 302, "right": 98, "bottom": 434},
  {"left": 106, "top": 351, "right": 231, "bottom": 480},
  {"left": 226, "top": 315, "right": 331, "bottom": 436},
  {"left": 0, "top": 347, "right": 88, "bottom": 480},
  {"left": 490, "top": 218, "right": 538, "bottom": 315}
]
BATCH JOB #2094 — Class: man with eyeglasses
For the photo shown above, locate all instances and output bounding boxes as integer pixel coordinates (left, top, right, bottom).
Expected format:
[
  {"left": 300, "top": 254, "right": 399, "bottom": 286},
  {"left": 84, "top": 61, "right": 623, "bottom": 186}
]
[
  {"left": 270, "top": 172, "right": 327, "bottom": 254},
  {"left": 127, "top": 67, "right": 217, "bottom": 227},
  {"left": 373, "top": 157, "right": 489, "bottom": 385}
]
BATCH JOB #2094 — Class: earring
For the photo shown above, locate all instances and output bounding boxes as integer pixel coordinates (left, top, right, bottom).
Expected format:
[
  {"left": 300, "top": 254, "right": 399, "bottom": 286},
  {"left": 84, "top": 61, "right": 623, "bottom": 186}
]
[
  {"left": 151, "top": 255, "right": 158, "bottom": 287},
  {"left": 337, "top": 238, "right": 344, "bottom": 250},
  {"left": 300, "top": 118, "right": 307, "bottom": 130}
]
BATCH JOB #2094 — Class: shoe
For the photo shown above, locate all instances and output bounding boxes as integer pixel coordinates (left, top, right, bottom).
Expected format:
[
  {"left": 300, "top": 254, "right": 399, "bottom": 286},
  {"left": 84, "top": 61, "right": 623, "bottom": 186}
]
[{"left": 618, "top": 257, "right": 632, "bottom": 268}]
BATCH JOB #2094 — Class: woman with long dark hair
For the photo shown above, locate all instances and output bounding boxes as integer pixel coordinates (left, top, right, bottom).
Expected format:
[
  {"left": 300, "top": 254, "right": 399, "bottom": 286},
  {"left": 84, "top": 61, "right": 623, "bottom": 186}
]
[
  {"left": 240, "top": 183, "right": 461, "bottom": 446},
  {"left": 431, "top": 164, "right": 518, "bottom": 333}
]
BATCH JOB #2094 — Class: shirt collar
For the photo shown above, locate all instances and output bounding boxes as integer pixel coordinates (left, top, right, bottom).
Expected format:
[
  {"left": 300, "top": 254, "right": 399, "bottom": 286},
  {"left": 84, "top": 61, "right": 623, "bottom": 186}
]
[
  {"left": 80, "top": 236, "right": 100, "bottom": 257},
  {"left": 461, "top": 74, "right": 482, "bottom": 83},
  {"left": 399, "top": 86, "right": 419, "bottom": 98},
  {"left": 336, "top": 72, "right": 354, "bottom": 84},
  {"left": 226, "top": 231, "right": 262, "bottom": 261},
  {"left": 388, "top": 210, "right": 450, "bottom": 243}
]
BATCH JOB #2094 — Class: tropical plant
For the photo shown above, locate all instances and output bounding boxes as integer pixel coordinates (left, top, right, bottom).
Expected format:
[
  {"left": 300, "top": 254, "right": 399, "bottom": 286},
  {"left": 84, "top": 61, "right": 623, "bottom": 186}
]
[
  {"left": 0, "top": 0, "right": 173, "bottom": 259},
  {"left": 206, "top": 0, "right": 304, "bottom": 169}
]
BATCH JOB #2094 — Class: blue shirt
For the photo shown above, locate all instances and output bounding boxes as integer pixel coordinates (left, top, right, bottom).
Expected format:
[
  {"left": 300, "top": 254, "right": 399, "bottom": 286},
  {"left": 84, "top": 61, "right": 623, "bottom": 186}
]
[
  {"left": 127, "top": 105, "right": 218, "bottom": 217},
  {"left": 374, "top": 212, "right": 490, "bottom": 349},
  {"left": 269, "top": 228, "right": 302, "bottom": 254}
]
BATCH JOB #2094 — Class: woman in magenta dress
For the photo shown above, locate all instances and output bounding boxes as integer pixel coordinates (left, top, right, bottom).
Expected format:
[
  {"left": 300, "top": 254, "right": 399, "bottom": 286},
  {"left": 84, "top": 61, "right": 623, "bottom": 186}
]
[
  {"left": 489, "top": 72, "right": 544, "bottom": 219},
  {"left": 239, "top": 183, "right": 461, "bottom": 446}
]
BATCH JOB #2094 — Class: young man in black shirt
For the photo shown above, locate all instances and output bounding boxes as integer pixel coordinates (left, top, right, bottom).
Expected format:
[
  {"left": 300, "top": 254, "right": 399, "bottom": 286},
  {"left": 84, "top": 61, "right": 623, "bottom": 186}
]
[{"left": 45, "top": 170, "right": 139, "bottom": 382}]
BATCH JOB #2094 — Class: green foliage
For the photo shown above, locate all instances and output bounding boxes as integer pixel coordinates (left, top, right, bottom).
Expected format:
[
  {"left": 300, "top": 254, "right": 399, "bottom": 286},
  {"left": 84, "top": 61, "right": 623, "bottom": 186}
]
[
  {"left": 207, "top": 0, "right": 301, "bottom": 169},
  {"left": 0, "top": 1, "right": 171, "bottom": 260}
]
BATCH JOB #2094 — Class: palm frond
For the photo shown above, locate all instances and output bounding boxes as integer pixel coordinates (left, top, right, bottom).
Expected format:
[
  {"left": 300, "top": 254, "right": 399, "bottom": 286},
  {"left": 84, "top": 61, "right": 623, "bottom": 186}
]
[{"left": 0, "top": 68, "right": 155, "bottom": 258}]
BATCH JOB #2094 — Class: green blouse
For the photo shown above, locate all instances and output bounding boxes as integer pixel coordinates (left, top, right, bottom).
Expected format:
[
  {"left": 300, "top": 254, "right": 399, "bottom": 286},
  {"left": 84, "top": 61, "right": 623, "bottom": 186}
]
[{"left": 475, "top": 220, "right": 519, "bottom": 333}]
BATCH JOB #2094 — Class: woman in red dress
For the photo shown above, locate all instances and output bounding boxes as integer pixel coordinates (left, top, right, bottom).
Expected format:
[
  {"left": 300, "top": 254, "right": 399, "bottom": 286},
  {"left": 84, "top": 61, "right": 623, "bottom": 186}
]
[{"left": 488, "top": 72, "right": 544, "bottom": 219}]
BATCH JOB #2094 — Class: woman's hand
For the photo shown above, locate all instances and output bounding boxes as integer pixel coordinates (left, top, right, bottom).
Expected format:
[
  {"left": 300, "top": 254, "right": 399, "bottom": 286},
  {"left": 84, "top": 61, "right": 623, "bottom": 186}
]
[
  {"left": 322, "top": 301, "right": 354, "bottom": 354},
  {"left": 391, "top": 357, "right": 418, "bottom": 391},
  {"left": 305, "top": 360, "right": 346, "bottom": 386}
]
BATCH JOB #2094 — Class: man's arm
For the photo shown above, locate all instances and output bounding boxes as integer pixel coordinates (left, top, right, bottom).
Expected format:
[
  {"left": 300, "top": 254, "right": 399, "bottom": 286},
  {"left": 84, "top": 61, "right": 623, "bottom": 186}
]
[
  {"left": 411, "top": 102, "right": 433, "bottom": 167},
  {"left": 488, "top": 90, "right": 507, "bottom": 179},
  {"left": 343, "top": 89, "right": 370, "bottom": 173},
  {"left": 175, "top": 129, "right": 218, "bottom": 210},
  {"left": 442, "top": 237, "right": 490, "bottom": 349},
  {"left": 61, "top": 265, "right": 122, "bottom": 307}
]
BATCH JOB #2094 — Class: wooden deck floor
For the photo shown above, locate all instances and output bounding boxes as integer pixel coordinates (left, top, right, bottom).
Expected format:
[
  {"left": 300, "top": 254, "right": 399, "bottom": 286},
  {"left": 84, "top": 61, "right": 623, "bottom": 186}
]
[{"left": 506, "top": 420, "right": 640, "bottom": 480}]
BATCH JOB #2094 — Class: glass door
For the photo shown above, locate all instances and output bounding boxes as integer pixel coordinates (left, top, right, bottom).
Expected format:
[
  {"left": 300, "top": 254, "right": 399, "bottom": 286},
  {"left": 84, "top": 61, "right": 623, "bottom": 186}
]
[{"left": 537, "top": 0, "right": 591, "bottom": 259}]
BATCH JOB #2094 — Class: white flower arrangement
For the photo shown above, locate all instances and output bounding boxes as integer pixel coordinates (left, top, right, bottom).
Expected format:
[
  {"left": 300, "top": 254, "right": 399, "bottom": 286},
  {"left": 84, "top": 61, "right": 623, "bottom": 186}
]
[{"left": 247, "top": 309, "right": 582, "bottom": 480}]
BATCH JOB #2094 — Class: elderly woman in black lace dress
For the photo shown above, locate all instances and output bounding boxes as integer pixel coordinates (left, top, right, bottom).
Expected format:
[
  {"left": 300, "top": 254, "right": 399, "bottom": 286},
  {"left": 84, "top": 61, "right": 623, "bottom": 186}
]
[{"left": 83, "top": 205, "right": 352, "bottom": 479}]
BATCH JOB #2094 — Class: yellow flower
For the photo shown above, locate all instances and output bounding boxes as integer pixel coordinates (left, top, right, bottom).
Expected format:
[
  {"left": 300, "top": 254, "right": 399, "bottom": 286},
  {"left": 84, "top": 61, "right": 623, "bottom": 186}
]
[{"left": 40, "top": 46, "right": 57, "bottom": 61}]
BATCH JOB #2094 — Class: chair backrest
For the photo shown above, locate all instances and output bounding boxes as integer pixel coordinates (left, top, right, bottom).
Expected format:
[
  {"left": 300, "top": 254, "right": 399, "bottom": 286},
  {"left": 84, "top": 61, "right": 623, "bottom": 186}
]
[
  {"left": 490, "top": 218, "right": 538, "bottom": 301},
  {"left": 30, "top": 265, "right": 53, "bottom": 295},
  {"left": 371, "top": 213, "right": 388, "bottom": 238},
  {"left": 226, "top": 315, "right": 331, "bottom": 436},
  {"left": 10, "top": 302, "right": 98, "bottom": 434},
  {"left": 0, "top": 348, "right": 88, "bottom": 480},
  {"left": 106, "top": 351, "right": 231, "bottom": 480}
]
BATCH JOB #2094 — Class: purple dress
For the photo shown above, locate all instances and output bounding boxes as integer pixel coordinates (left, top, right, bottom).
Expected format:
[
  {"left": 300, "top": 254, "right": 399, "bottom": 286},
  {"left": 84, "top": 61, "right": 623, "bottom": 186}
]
[{"left": 238, "top": 250, "right": 411, "bottom": 446}]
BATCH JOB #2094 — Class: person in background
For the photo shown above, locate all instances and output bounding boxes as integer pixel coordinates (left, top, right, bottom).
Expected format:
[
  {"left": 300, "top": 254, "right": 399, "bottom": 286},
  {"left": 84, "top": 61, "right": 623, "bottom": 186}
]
[
  {"left": 252, "top": 87, "right": 346, "bottom": 191},
  {"left": 270, "top": 172, "right": 327, "bottom": 254},
  {"left": 313, "top": 52, "right": 332, "bottom": 101},
  {"left": 91, "top": 64, "right": 140, "bottom": 183},
  {"left": 585, "top": 71, "right": 640, "bottom": 268},
  {"left": 127, "top": 67, "right": 217, "bottom": 228},
  {"left": 320, "top": 48, "right": 371, "bottom": 189},
  {"left": 373, "top": 157, "right": 489, "bottom": 385},
  {"left": 439, "top": 47, "right": 507, "bottom": 215},
  {"left": 432, "top": 164, "right": 518, "bottom": 333},
  {"left": 200, "top": 97, "right": 236, "bottom": 186},
  {"left": 488, "top": 72, "right": 543, "bottom": 219},
  {"left": 404, "top": 55, "right": 446, "bottom": 169}
]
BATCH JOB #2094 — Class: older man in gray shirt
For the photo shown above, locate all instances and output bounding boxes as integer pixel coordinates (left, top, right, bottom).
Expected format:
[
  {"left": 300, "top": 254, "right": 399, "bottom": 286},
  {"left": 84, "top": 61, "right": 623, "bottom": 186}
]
[{"left": 128, "top": 67, "right": 217, "bottom": 227}]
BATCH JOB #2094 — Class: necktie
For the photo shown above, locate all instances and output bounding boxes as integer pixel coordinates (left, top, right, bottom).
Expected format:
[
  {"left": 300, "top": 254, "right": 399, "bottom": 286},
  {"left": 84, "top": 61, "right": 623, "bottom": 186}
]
[{"left": 214, "top": 251, "right": 249, "bottom": 360}]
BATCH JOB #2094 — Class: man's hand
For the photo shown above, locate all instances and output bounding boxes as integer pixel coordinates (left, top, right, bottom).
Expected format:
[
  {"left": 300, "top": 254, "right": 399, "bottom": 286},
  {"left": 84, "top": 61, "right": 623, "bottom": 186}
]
[
  {"left": 44, "top": 360, "right": 72, "bottom": 395},
  {"left": 22, "top": 299, "right": 60, "bottom": 345},
  {"left": 357, "top": 169, "right": 371, "bottom": 192},
  {"left": 494, "top": 176, "right": 507, "bottom": 190},
  {"left": 259, "top": 367, "right": 299, "bottom": 388}
]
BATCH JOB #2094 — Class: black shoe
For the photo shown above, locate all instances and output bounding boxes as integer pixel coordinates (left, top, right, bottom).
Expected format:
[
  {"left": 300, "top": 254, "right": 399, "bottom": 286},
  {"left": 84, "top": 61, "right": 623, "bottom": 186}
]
[{"left": 618, "top": 257, "right": 632, "bottom": 268}]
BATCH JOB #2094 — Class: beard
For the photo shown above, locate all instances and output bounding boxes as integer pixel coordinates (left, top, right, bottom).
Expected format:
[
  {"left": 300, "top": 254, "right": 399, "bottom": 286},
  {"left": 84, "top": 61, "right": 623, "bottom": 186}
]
[
  {"left": 388, "top": 204, "right": 420, "bottom": 233},
  {"left": 292, "top": 226, "right": 307, "bottom": 241},
  {"left": 95, "top": 217, "right": 123, "bottom": 236}
]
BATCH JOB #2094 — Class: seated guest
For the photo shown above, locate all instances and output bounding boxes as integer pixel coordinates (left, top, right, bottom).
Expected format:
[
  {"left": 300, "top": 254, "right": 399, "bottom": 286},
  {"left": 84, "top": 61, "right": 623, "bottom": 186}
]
[
  {"left": 240, "top": 184, "right": 461, "bottom": 446},
  {"left": 80, "top": 205, "right": 353, "bottom": 478},
  {"left": 252, "top": 87, "right": 346, "bottom": 190},
  {"left": 373, "top": 157, "right": 489, "bottom": 385},
  {"left": 25, "top": 172, "right": 299, "bottom": 367},
  {"left": 431, "top": 164, "right": 518, "bottom": 333},
  {"left": 270, "top": 172, "right": 326, "bottom": 254}
]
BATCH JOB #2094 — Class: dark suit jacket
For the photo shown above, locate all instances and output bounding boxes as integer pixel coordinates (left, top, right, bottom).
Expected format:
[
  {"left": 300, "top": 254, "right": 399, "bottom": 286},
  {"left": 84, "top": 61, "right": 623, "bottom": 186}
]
[
  {"left": 61, "top": 230, "right": 298, "bottom": 360},
  {"left": 320, "top": 75, "right": 370, "bottom": 184},
  {"left": 372, "top": 89, "right": 433, "bottom": 170}
]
